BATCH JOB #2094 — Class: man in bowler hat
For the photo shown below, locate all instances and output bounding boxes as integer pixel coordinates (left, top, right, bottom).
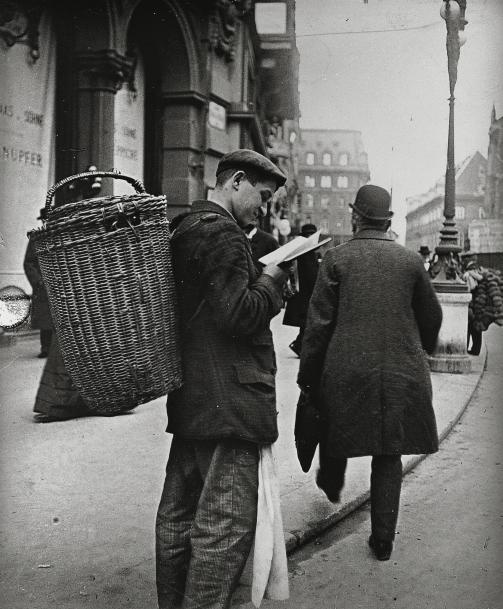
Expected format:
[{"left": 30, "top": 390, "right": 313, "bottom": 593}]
[
  {"left": 418, "top": 245, "right": 432, "bottom": 272},
  {"left": 298, "top": 184, "right": 442, "bottom": 561},
  {"left": 156, "top": 149, "right": 289, "bottom": 608}
]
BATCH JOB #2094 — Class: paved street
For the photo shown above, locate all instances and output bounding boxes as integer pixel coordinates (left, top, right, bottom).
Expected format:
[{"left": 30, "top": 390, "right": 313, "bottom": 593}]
[
  {"left": 0, "top": 316, "right": 494, "bottom": 609},
  {"left": 234, "top": 324, "right": 503, "bottom": 609}
]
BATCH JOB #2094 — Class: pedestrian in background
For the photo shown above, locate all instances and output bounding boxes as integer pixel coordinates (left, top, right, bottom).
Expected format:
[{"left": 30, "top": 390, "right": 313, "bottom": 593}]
[
  {"left": 156, "top": 149, "right": 289, "bottom": 609},
  {"left": 32, "top": 333, "right": 91, "bottom": 422},
  {"left": 418, "top": 244, "right": 432, "bottom": 272},
  {"left": 462, "top": 254, "right": 484, "bottom": 355},
  {"left": 24, "top": 210, "right": 91, "bottom": 422},
  {"left": 283, "top": 223, "right": 320, "bottom": 357},
  {"left": 298, "top": 185, "right": 442, "bottom": 561},
  {"left": 23, "top": 210, "right": 53, "bottom": 358},
  {"left": 244, "top": 222, "right": 279, "bottom": 268}
]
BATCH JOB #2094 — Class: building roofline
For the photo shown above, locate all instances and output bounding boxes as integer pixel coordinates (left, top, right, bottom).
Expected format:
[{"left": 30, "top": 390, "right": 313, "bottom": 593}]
[
  {"left": 405, "top": 192, "right": 485, "bottom": 220},
  {"left": 300, "top": 128, "right": 362, "bottom": 134}
]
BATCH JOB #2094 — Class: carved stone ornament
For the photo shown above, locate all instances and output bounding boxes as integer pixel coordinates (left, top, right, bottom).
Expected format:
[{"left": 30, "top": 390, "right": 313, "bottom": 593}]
[
  {"left": 0, "top": 0, "right": 45, "bottom": 62},
  {"left": 76, "top": 50, "right": 134, "bottom": 94},
  {"left": 209, "top": 0, "right": 253, "bottom": 62}
]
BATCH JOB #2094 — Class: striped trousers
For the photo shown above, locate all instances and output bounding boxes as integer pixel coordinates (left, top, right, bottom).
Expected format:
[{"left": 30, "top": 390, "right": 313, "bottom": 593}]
[{"left": 156, "top": 436, "right": 259, "bottom": 609}]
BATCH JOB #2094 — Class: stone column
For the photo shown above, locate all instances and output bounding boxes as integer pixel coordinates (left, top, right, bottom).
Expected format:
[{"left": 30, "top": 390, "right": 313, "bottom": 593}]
[
  {"left": 73, "top": 50, "right": 133, "bottom": 196},
  {"left": 161, "top": 92, "right": 207, "bottom": 216}
]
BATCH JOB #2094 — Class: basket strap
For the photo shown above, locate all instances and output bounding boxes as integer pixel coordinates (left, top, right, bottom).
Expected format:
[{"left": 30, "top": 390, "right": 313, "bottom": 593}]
[
  {"left": 45, "top": 171, "right": 146, "bottom": 214},
  {"left": 170, "top": 211, "right": 213, "bottom": 329}
]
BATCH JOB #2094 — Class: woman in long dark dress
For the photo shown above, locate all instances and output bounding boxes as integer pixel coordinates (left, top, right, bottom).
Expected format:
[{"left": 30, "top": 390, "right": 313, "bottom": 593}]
[{"left": 33, "top": 334, "right": 91, "bottom": 421}]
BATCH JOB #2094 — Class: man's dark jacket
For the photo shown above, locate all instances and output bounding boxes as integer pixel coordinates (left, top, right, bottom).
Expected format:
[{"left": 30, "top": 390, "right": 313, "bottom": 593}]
[
  {"left": 298, "top": 230, "right": 443, "bottom": 457},
  {"left": 283, "top": 250, "right": 319, "bottom": 327},
  {"left": 248, "top": 227, "right": 278, "bottom": 267},
  {"left": 166, "top": 201, "right": 284, "bottom": 444}
]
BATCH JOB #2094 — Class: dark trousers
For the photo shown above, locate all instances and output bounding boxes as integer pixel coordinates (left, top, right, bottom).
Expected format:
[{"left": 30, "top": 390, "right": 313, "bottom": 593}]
[
  {"left": 318, "top": 449, "right": 402, "bottom": 542},
  {"left": 40, "top": 328, "right": 53, "bottom": 354},
  {"left": 156, "top": 436, "right": 259, "bottom": 609},
  {"left": 467, "top": 320, "right": 482, "bottom": 355}
]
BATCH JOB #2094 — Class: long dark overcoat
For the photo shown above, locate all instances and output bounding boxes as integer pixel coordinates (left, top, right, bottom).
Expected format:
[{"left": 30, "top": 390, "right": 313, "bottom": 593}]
[
  {"left": 298, "top": 229, "right": 443, "bottom": 458},
  {"left": 23, "top": 240, "right": 53, "bottom": 330},
  {"left": 166, "top": 201, "right": 284, "bottom": 444}
]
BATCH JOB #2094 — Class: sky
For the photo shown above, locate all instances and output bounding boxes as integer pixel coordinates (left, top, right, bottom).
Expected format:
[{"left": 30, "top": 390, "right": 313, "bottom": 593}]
[{"left": 295, "top": 0, "right": 503, "bottom": 242}]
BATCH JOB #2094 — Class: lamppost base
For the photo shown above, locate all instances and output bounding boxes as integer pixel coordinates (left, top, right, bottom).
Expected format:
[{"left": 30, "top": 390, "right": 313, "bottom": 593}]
[
  {"left": 428, "top": 353, "right": 471, "bottom": 373},
  {"left": 428, "top": 284, "right": 472, "bottom": 374}
]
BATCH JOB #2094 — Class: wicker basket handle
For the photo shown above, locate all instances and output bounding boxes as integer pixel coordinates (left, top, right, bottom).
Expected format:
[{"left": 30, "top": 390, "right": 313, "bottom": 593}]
[{"left": 45, "top": 171, "right": 146, "bottom": 213}]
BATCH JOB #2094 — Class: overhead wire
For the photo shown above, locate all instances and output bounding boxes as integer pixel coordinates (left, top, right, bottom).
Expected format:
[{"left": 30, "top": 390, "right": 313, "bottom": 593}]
[{"left": 296, "top": 20, "right": 442, "bottom": 37}]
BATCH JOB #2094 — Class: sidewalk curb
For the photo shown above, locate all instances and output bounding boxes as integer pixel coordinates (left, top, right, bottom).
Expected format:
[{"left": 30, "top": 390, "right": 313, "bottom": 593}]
[
  {"left": 0, "top": 328, "right": 38, "bottom": 346},
  {"left": 284, "top": 347, "right": 488, "bottom": 555}
]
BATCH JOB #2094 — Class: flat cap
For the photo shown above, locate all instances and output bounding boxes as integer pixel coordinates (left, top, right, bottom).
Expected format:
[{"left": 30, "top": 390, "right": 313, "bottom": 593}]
[{"left": 216, "top": 149, "right": 287, "bottom": 187}]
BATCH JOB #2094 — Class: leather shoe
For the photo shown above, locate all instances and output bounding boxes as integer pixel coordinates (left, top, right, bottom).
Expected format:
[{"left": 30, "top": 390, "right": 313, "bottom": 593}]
[
  {"left": 368, "top": 535, "right": 393, "bottom": 561},
  {"left": 316, "top": 469, "right": 343, "bottom": 503}
]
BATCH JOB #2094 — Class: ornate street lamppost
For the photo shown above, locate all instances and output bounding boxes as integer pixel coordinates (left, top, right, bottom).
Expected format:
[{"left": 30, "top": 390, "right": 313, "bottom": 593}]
[{"left": 429, "top": 0, "right": 472, "bottom": 373}]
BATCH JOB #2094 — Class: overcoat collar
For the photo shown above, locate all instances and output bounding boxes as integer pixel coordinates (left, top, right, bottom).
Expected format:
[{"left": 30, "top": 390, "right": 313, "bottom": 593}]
[
  {"left": 351, "top": 228, "right": 393, "bottom": 242},
  {"left": 190, "top": 199, "right": 236, "bottom": 222}
]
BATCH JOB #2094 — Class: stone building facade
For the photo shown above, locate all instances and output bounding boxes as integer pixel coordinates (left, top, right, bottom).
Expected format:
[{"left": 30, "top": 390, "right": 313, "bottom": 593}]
[
  {"left": 467, "top": 107, "right": 503, "bottom": 270},
  {"left": 485, "top": 105, "right": 503, "bottom": 219},
  {"left": 0, "top": 0, "right": 299, "bottom": 292},
  {"left": 405, "top": 151, "right": 487, "bottom": 254},
  {"left": 293, "top": 129, "right": 370, "bottom": 242}
]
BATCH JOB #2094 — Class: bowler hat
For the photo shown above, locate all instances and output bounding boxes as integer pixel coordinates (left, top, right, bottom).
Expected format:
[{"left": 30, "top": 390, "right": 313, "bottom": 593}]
[
  {"left": 419, "top": 245, "right": 431, "bottom": 256},
  {"left": 301, "top": 223, "right": 317, "bottom": 237},
  {"left": 216, "top": 149, "right": 287, "bottom": 187},
  {"left": 350, "top": 185, "right": 393, "bottom": 221}
]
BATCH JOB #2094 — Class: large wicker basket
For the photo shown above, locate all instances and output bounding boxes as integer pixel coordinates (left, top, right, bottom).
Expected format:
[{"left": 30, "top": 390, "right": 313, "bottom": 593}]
[{"left": 29, "top": 171, "right": 182, "bottom": 415}]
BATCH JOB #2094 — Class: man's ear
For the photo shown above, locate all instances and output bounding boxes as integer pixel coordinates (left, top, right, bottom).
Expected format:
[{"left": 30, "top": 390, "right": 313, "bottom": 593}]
[{"left": 232, "top": 170, "right": 246, "bottom": 190}]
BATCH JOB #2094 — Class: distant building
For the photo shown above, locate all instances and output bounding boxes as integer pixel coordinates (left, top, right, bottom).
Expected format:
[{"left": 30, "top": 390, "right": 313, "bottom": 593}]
[
  {"left": 468, "top": 107, "right": 503, "bottom": 271},
  {"left": 484, "top": 105, "right": 503, "bottom": 219},
  {"left": 293, "top": 129, "right": 370, "bottom": 243},
  {"left": 405, "top": 151, "right": 487, "bottom": 254}
]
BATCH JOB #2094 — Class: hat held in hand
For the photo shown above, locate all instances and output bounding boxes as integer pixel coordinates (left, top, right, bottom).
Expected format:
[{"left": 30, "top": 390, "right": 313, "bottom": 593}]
[{"left": 350, "top": 185, "right": 393, "bottom": 221}]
